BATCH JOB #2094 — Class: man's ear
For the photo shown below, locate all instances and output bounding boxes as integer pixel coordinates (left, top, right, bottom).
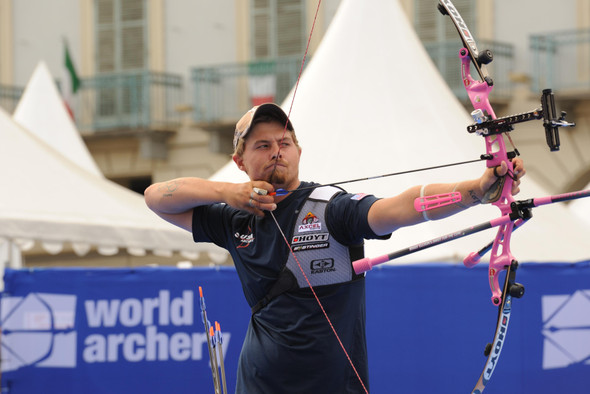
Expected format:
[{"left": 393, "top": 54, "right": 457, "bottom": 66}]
[{"left": 233, "top": 154, "right": 246, "bottom": 172}]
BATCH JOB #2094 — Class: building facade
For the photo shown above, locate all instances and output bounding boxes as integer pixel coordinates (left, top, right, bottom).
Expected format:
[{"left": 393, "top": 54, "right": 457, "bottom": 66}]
[{"left": 1, "top": 0, "right": 589, "bottom": 267}]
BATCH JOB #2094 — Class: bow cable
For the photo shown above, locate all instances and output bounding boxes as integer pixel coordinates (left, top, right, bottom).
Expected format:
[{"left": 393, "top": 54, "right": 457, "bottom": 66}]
[{"left": 270, "top": 156, "right": 489, "bottom": 196}]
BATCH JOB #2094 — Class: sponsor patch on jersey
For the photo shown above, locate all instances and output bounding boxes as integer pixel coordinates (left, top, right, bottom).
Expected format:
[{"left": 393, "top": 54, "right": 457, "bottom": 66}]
[
  {"left": 298, "top": 211, "right": 322, "bottom": 232},
  {"left": 351, "top": 193, "right": 369, "bottom": 201},
  {"left": 292, "top": 233, "right": 330, "bottom": 244},
  {"left": 310, "top": 258, "right": 336, "bottom": 274},
  {"left": 234, "top": 227, "right": 254, "bottom": 249},
  {"left": 292, "top": 242, "right": 329, "bottom": 252},
  {"left": 292, "top": 233, "right": 330, "bottom": 252}
]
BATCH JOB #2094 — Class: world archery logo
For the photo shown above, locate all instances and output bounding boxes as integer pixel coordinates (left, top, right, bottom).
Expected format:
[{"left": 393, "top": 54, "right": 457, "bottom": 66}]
[
  {"left": 541, "top": 290, "right": 590, "bottom": 369},
  {"left": 1, "top": 293, "right": 77, "bottom": 371},
  {"left": 298, "top": 212, "right": 321, "bottom": 232}
]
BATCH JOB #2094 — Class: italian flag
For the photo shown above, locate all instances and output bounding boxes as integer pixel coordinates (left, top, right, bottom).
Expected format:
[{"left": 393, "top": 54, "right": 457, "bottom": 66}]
[
  {"left": 248, "top": 60, "right": 276, "bottom": 106},
  {"left": 248, "top": 75, "right": 276, "bottom": 106},
  {"left": 63, "top": 42, "right": 81, "bottom": 120}
]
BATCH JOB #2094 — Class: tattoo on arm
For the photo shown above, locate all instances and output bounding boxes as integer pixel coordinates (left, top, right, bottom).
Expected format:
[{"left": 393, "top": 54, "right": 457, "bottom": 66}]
[
  {"left": 158, "top": 180, "right": 183, "bottom": 197},
  {"left": 468, "top": 189, "right": 482, "bottom": 205}
]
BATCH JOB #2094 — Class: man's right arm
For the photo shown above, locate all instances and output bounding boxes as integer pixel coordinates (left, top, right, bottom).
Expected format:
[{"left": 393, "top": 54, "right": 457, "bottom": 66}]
[{"left": 144, "top": 178, "right": 277, "bottom": 232}]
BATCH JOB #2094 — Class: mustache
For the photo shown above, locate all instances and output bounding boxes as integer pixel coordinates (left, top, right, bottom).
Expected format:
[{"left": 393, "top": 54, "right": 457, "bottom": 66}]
[{"left": 265, "top": 159, "right": 288, "bottom": 170}]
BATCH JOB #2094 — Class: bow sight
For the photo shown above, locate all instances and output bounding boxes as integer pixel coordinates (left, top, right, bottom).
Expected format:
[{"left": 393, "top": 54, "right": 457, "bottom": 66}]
[{"left": 468, "top": 89, "right": 575, "bottom": 152}]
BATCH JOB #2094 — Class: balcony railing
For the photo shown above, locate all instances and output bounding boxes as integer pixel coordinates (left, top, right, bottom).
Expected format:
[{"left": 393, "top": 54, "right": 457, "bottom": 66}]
[
  {"left": 423, "top": 40, "right": 514, "bottom": 101},
  {"left": 531, "top": 29, "right": 590, "bottom": 94},
  {"left": 191, "top": 55, "right": 307, "bottom": 125},
  {"left": 0, "top": 84, "right": 24, "bottom": 114},
  {"left": 77, "top": 70, "right": 183, "bottom": 133}
]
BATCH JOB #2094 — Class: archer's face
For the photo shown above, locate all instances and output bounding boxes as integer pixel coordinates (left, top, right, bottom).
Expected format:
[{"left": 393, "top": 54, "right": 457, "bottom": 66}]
[{"left": 233, "top": 121, "right": 302, "bottom": 190}]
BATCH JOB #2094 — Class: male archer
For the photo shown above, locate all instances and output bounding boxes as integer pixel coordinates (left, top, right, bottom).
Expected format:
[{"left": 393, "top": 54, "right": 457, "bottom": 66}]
[{"left": 145, "top": 103, "right": 525, "bottom": 393}]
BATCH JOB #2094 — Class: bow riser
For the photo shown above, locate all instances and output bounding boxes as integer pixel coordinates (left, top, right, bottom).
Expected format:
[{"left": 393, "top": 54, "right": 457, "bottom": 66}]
[
  {"left": 461, "top": 47, "right": 517, "bottom": 306},
  {"left": 460, "top": 51, "right": 512, "bottom": 175},
  {"left": 460, "top": 51, "right": 496, "bottom": 118},
  {"left": 489, "top": 223, "right": 516, "bottom": 305}
]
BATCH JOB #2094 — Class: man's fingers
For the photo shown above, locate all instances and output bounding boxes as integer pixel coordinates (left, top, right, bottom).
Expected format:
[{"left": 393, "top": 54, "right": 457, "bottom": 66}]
[
  {"left": 247, "top": 194, "right": 276, "bottom": 214},
  {"left": 493, "top": 161, "right": 509, "bottom": 177}
]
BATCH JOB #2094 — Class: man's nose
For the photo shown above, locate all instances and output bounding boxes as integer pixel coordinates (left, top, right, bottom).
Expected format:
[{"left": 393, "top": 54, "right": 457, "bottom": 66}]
[{"left": 271, "top": 148, "right": 283, "bottom": 160}]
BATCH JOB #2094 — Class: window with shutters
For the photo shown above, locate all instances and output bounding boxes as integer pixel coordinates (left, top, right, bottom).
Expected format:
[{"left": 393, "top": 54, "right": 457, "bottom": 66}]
[
  {"left": 251, "top": 0, "right": 306, "bottom": 59},
  {"left": 96, "top": 0, "right": 146, "bottom": 72},
  {"left": 95, "top": 0, "right": 147, "bottom": 120},
  {"left": 248, "top": 0, "right": 306, "bottom": 107}
]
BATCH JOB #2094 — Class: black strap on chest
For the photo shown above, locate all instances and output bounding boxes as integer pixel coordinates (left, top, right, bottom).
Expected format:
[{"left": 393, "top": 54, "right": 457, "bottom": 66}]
[
  {"left": 251, "top": 266, "right": 298, "bottom": 314},
  {"left": 250, "top": 243, "right": 364, "bottom": 315}
]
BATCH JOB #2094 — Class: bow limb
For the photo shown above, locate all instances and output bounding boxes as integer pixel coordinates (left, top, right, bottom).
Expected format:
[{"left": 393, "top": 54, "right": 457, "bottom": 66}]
[{"left": 472, "top": 261, "right": 521, "bottom": 394}]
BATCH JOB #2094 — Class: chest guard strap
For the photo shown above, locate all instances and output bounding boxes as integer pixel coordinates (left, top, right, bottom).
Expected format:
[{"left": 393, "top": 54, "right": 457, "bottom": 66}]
[{"left": 251, "top": 266, "right": 298, "bottom": 314}]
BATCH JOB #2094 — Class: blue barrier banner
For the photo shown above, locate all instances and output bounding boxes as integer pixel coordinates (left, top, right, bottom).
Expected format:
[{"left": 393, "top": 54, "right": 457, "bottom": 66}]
[
  {"left": 2, "top": 262, "right": 589, "bottom": 393},
  {"left": 365, "top": 262, "right": 590, "bottom": 394},
  {"left": 1, "top": 267, "right": 251, "bottom": 394}
]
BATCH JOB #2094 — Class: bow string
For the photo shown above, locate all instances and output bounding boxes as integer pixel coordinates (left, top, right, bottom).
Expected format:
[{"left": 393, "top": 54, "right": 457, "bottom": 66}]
[{"left": 265, "top": 1, "right": 371, "bottom": 393}]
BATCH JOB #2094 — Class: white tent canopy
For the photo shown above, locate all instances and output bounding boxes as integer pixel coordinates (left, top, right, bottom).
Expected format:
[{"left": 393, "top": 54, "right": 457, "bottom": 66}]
[
  {"left": 0, "top": 62, "right": 237, "bottom": 272},
  {"left": 211, "top": 0, "right": 590, "bottom": 263},
  {"left": 0, "top": 105, "right": 223, "bottom": 260},
  {"left": 13, "top": 62, "right": 103, "bottom": 178}
]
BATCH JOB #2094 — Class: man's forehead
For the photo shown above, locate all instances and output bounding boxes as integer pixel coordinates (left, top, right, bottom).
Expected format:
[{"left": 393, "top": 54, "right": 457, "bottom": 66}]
[{"left": 248, "top": 125, "right": 294, "bottom": 142}]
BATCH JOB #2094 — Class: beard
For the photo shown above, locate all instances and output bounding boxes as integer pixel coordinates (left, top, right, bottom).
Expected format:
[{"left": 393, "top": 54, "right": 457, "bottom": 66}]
[
  {"left": 265, "top": 162, "right": 288, "bottom": 185},
  {"left": 267, "top": 168, "right": 287, "bottom": 185}
]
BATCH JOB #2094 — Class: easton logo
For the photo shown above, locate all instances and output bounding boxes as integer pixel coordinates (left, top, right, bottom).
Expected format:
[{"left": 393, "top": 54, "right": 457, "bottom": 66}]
[{"left": 310, "top": 258, "right": 335, "bottom": 274}]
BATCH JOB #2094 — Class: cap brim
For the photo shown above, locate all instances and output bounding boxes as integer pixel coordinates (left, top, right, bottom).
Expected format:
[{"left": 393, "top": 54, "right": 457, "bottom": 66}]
[{"left": 233, "top": 103, "right": 294, "bottom": 150}]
